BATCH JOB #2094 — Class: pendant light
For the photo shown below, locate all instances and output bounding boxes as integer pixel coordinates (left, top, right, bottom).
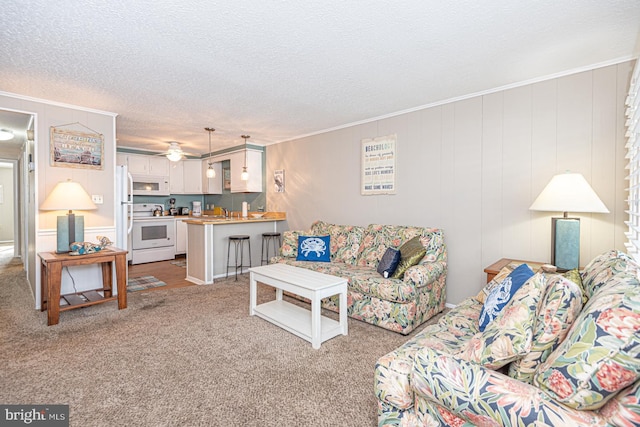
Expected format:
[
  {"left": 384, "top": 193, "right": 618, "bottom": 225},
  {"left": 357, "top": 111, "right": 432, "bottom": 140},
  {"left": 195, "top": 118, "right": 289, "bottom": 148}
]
[
  {"left": 240, "top": 135, "right": 250, "bottom": 181},
  {"left": 205, "top": 127, "right": 216, "bottom": 178}
]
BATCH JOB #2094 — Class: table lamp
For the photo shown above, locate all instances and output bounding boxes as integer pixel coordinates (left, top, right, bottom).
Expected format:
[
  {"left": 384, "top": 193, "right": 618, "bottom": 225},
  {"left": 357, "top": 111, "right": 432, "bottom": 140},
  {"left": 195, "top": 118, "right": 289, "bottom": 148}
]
[
  {"left": 529, "top": 172, "right": 609, "bottom": 270},
  {"left": 40, "top": 179, "right": 97, "bottom": 253}
]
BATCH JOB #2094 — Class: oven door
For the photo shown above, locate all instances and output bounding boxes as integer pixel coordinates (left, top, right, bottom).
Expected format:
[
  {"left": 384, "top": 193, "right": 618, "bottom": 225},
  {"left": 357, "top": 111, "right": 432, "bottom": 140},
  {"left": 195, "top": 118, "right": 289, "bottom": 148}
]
[{"left": 132, "top": 219, "right": 175, "bottom": 250}]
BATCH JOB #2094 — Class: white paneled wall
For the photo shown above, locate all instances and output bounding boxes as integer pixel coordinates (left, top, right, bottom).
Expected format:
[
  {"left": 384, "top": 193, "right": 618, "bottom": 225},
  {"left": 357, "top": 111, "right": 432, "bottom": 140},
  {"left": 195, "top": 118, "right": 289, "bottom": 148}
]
[{"left": 267, "top": 61, "right": 634, "bottom": 304}]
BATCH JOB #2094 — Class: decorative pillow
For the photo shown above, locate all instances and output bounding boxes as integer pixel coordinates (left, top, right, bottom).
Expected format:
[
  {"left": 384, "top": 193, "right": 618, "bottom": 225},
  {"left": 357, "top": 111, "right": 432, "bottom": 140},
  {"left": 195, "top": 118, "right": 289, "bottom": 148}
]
[
  {"left": 456, "top": 272, "right": 547, "bottom": 369},
  {"left": 377, "top": 247, "right": 401, "bottom": 278},
  {"left": 390, "top": 236, "right": 426, "bottom": 279},
  {"left": 296, "top": 235, "right": 331, "bottom": 262},
  {"left": 478, "top": 263, "right": 534, "bottom": 331},
  {"left": 533, "top": 271, "right": 640, "bottom": 410},
  {"left": 508, "top": 274, "right": 584, "bottom": 383},
  {"left": 562, "top": 268, "right": 588, "bottom": 304},
  {"left": 476, "top": 262, "right": 523, "bottom": 304}
]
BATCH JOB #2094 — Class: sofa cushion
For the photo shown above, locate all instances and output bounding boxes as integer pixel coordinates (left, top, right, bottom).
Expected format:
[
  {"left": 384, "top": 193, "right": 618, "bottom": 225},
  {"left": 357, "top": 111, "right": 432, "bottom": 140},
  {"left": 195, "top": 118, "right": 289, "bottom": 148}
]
[
  {"left": 377, "top": 247, "right": 401, "bottom": 278},
  {"left": 599, "top": 380, "right": 640, "bottom": 426},
  {"left": 309, "top": 221, "right": 365, "bottom": 265},
  {"left": 508, "top": 274, "right": 583, "bottom": 383},
  {"left": 456, "top": 272, "right": 546, "bottom": 369},
  {"left": 356, "top": 224, "right": 425, "bottom": 268},
  {"left": 296, "top": 235, "right": 330, "bottom": 262},
  {"left": 280, "top": 230, "right": 310, "bottom": 257},
  {"left": 390, "top": 236, "right": 427, "bottom": 279},
  {"left": 534, "top": 271, "right": 640, "bottom": 410},
  {"left": 581, "top": 249, "right": 639, "bottom": 298},
  {"left": 478, "top": 263, "right": 534, "bottom": 331},
  {"left": 562, "top": 268, "right": 588, "bottom": 304}
]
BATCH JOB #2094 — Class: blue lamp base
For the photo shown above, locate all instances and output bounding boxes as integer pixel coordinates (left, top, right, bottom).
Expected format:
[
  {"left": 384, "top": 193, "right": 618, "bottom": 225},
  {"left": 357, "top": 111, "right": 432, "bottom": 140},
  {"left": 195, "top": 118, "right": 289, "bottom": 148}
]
[
  {"left": 551, "top": 217, "right": 580, "bottom": 271},
  {"left": 56, "top": 214, "right": 84, "bottom": 253}
]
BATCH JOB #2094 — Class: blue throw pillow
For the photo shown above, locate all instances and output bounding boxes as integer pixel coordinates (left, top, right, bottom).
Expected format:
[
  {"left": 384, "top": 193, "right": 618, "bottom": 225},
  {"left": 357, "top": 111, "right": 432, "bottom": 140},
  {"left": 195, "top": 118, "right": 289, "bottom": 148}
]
[
  {"left": 377, "top": 247, "right": 401, "bottom": 278},
  {"left": 296, "top": 235, "right": 331, "bottom": 262},
  {"left": 478, "top": 263, "right": 534, "bottom": 331}
]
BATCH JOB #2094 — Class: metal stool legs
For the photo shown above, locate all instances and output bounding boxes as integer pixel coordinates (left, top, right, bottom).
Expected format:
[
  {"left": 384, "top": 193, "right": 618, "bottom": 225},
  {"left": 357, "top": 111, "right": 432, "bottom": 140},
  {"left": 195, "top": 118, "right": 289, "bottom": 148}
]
[
  {"left": 226, "top": 235, "right": 251, "bottom": 280},
  {"left": 261, "top": 232, "right": 282, "bottom": 265}
]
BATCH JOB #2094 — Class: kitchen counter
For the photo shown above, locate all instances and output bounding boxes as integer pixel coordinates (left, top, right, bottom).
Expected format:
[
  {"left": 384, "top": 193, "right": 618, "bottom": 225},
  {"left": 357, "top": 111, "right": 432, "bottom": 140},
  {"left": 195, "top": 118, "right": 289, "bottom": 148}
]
[{"left": 184, "top": 213, "right": 287, "bottom": 285}]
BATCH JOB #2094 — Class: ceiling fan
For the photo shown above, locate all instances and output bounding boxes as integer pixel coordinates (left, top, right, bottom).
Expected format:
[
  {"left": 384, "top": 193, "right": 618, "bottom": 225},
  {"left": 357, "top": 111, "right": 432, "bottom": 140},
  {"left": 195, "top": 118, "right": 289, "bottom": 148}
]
[{"left": 155, "top": 141, "right": 198, "bottom": 162}]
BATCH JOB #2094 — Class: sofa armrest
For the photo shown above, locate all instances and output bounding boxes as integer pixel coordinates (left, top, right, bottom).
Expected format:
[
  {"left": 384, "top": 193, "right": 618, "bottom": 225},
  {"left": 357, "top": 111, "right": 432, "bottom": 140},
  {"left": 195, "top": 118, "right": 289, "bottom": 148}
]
[
  {"left": 403, "top": 261, "right": 446, "bottom": 289},
  {"left": 411, "top": 347, "right": 607, "bottom": 427}
]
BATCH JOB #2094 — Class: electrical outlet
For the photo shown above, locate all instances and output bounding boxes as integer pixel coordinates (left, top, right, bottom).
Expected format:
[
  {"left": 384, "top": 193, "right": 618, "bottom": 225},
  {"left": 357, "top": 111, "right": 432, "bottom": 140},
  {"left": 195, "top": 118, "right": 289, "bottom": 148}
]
[{"left": 92, "top": 195, "right": 103, "bottom": 204}]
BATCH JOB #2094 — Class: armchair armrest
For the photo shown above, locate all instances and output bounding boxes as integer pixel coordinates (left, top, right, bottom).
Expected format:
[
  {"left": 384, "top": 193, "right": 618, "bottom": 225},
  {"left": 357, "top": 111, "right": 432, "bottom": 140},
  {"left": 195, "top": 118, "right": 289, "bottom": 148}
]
[
  {"left": 411, "top": 347, "right": 607, "bottom": 427},
  {"left": 403, "top": 261, "right": 446, "bottom": 289}
]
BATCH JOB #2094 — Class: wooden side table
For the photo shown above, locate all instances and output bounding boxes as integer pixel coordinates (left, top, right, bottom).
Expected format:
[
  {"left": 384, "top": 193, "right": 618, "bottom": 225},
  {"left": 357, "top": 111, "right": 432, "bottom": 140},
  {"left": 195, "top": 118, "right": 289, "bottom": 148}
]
[
  {"left": 39, "top": 247, "right": 128, "bottom": 326},
  {"left": 483, "top": 258, "right": 546, "bottom": 283}
]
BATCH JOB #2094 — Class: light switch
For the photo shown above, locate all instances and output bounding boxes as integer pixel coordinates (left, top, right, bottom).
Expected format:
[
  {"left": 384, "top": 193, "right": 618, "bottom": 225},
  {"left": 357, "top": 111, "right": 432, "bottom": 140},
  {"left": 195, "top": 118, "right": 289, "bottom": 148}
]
[{"left": 92, "top": 195, "right": 103, "bottom": 204}]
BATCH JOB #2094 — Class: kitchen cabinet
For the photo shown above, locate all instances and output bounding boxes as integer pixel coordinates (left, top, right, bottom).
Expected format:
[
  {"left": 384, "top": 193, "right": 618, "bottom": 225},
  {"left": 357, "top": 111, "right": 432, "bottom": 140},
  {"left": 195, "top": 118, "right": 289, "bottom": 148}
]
[
  {"left": 170, "top": 159, "right": 203, "bottom": 194},
  {"left": 175, "top": 219, "right": 187, "bottom": 255},
  {"left": 118, "top": 153, "right": 170, "bottom": 176},
  {"left": 202, "top": 160, "right": 222, "bottom": 194},
  {"left": 183, "top": 160, "right": 202, "bottom": 194},
  {"left": 169, "top": 161, "right": 184, "bottom": 194},
  {"left": 230, "top": 149, "right": 262, "bottom": 193}
]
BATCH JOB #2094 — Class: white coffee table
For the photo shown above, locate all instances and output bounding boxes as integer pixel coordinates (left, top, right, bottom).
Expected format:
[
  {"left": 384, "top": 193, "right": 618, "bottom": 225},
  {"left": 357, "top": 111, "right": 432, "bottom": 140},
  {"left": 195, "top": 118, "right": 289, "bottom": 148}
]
[{"left": 249, "top": 263, "right": 348, "bottom": 349}]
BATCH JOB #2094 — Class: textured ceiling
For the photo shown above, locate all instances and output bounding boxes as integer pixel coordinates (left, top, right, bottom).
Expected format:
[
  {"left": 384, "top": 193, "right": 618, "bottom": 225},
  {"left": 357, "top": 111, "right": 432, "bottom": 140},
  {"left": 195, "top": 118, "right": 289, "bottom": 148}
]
[{"left": 1, "top": 1, "right": 639, "bottom": 156}]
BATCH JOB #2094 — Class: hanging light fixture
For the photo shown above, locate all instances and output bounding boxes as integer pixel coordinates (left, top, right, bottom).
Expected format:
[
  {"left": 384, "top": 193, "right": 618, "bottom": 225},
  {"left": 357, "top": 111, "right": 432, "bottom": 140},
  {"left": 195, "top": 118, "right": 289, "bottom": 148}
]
[
  {"left": 205, "top": 127, "right": 216, "bottom": 178},
  {"left": 166, "top": 142, "right": 183, "bottom": 162},
  {"left": 240, "top": 135, "right": 250, "bottom": 181},
  {"left": 0, "top": 129, "right": 14, "bottom": 141}
]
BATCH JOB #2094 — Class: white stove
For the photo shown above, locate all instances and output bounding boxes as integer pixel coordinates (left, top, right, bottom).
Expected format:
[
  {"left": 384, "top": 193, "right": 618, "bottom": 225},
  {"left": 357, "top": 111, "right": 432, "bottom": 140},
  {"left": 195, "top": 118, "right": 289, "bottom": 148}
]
[{"left": 131, "top": 204, "right": 176, "bottom": 264}]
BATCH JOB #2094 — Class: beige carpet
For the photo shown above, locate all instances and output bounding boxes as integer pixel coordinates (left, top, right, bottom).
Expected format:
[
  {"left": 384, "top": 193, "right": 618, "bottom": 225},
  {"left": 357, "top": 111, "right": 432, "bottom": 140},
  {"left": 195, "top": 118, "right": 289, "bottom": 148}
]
[{"left": 0, "top": 253, "right": 445, "bottom": 427}]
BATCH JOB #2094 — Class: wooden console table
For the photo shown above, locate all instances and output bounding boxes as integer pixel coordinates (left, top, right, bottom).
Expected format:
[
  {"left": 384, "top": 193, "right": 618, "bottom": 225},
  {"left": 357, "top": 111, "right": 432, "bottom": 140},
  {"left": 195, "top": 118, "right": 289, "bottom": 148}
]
[{"left": 39, "top": 248, "right": 128, "bottom": 326}]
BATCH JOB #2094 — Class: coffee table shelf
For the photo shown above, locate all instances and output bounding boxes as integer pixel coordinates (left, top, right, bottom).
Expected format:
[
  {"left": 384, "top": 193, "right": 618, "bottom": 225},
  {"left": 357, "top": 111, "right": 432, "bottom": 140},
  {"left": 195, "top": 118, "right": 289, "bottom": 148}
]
[{"left": 253, "top": 300, "right": 344, "bottom": 344}]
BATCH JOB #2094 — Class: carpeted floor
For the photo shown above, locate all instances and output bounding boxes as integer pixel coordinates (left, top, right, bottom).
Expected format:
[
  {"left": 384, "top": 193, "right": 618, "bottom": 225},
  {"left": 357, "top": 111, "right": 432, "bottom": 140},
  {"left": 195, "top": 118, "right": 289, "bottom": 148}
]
[{"left": 0, "top": 253, "right": 446, "bottom": 426}]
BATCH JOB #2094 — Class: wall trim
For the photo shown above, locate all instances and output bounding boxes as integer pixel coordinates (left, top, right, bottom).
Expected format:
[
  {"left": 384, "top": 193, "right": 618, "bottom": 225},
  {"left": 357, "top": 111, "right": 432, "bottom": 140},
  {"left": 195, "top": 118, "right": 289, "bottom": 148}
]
[
  {"left": 0, "top": 90, "right": 118, "bottom": 118},
  {"left": 269, "top": 55, "right": 638, "bottom": 145},
  {"left": 38, "top": 226, "right": 116, "bottom": 236}
]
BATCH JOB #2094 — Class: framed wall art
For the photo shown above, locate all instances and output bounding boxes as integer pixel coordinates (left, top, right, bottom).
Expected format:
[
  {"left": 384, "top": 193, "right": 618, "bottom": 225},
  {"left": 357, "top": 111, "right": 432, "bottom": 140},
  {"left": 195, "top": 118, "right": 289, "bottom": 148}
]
[
  {"left": 274, "top": 169, "right": 285, "bottom": 193},
  {"left": 361, "top": 134, "right": 396, "bottom": 195},
  {"left": 50, "top": 127, "right": 104, "bottom": 170},
  {"left": 223, "top": 167, "right": 231, "bottom": 190}
]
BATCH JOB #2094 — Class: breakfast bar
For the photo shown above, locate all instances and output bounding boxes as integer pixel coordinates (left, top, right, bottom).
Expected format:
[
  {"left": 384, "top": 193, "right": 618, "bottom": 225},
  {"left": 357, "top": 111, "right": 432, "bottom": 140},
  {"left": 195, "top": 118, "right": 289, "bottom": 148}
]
[{"left": 183, "top": 213, "right": 286, "bottom": 284}]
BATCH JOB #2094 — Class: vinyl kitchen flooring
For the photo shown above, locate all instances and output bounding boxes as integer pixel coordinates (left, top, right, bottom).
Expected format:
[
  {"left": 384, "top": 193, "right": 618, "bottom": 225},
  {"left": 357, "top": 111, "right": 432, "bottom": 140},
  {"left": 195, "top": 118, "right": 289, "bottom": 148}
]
[{"left": 127, "top": 255, "right": 195, "bottom": 292}]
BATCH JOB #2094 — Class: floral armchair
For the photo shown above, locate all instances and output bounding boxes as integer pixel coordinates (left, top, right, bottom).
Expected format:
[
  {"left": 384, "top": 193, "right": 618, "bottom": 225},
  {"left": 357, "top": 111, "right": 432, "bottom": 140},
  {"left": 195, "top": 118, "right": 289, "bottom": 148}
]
[{"left": 375, "top": 250, "right": 640, "bottom": 426}]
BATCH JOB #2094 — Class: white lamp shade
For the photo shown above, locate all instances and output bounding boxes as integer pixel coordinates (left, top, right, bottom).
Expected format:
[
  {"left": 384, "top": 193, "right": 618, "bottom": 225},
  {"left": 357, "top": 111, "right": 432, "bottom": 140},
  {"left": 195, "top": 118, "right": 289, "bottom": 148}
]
[
  {"left": 40, "top": 179, "right": 97, "bottom": 211},
  {"left": 529, "top": 172, "right": 609, "bottom": 214},
  {"left": 206, "top": 166, "right": 216, "bottom": 178}
]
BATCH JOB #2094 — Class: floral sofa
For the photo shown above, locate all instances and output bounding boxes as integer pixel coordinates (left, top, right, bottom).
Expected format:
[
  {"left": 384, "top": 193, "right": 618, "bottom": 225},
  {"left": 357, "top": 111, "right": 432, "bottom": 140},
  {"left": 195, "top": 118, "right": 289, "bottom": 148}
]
[
  {"left": 269, "top": 220, "right": 447, "bottom": 335},
  {"left": 375, "top": 249, "right": 640, "bottom": 426}
]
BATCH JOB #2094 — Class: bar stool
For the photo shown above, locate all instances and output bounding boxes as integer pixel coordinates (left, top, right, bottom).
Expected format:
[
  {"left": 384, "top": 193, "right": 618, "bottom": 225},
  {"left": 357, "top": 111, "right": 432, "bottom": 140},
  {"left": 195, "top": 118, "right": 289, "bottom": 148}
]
[
  {"left": 226, "top": 235, "right": 252, "bottom": 280},
  {"left": 261, "top": 232, "right": 282, "bottom": 265}
]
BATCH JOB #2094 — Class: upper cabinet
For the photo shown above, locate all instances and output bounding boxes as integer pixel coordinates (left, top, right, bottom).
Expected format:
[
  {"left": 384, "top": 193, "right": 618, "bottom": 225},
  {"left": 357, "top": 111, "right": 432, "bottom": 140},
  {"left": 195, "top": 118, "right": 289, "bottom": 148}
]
[
  {"left": 169, "top": 161, "right": 184, "bottom": 194},
  {"left": 170, "top": 159, "right": 203, "bottom": 194},
  {"left": 202, "top": 160, "right": 222, "bottom": 194},
  {"left": 117, "top": 153, "right": 170, "bottom": 176},
  {"left": 230, "top": 149, "right": 262, "bottom": 193},
  {"left": 183, "top": 159, "right": 202, "bottom": 194}
]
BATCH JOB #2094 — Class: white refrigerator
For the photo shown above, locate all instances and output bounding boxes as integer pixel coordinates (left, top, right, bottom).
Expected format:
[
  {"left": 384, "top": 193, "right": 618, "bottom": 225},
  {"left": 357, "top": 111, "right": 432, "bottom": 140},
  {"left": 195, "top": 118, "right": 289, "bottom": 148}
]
[{"left": 116, "top": 165, "right": 133, "bottom": 261}]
